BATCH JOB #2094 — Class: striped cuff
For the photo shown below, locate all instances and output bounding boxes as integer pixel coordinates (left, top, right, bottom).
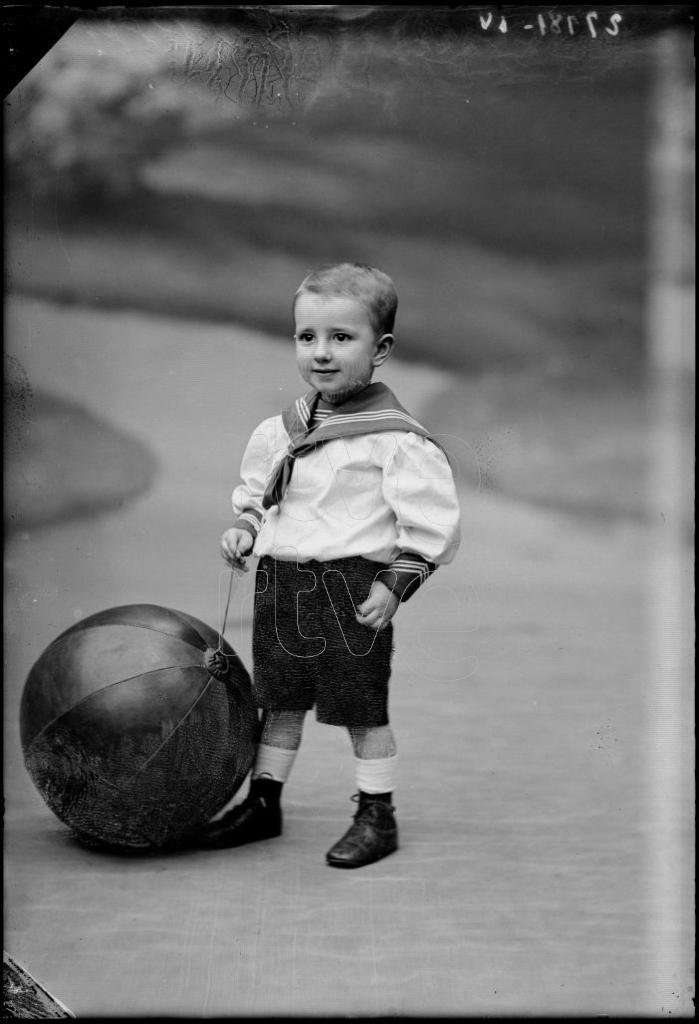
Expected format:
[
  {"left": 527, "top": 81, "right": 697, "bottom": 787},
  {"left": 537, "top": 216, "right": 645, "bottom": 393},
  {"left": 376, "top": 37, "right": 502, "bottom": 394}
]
[
  {"left": 233, "top": 507, "right": 264, "bottom": 538},
  {"left": 376, "top": 553, "right": 437, "bottom": 603}
]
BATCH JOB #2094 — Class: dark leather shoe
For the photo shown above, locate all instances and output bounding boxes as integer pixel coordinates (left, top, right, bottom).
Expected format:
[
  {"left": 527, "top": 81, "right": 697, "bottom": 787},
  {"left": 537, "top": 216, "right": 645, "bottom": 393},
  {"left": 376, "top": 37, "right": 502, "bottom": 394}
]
[
  {"left": 197, "top": 794, "right": 282, "bottom": 849},
  {"left": 326, "top": 797, "right": 398, "bottom": 868}
]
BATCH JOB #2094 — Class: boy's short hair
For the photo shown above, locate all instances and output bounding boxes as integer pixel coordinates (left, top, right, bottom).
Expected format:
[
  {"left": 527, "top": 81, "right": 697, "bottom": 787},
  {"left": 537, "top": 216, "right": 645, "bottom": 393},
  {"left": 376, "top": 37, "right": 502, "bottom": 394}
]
[{"left": 294, "top": 263, "right": 398, "bottom": 336}]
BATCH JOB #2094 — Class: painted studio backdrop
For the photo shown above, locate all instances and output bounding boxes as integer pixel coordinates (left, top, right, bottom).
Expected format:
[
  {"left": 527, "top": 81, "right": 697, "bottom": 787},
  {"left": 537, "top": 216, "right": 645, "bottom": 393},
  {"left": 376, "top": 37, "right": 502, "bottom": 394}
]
[{"left": 4, "top": 6, "right": 694, "bottom": 1018}]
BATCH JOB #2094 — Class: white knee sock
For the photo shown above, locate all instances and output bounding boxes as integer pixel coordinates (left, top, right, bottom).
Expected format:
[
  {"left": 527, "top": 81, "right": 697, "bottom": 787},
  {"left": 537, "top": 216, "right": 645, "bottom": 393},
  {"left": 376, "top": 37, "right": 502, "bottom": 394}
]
[
  {"left": 355, "top": 754, "right": 398, "bottom": 795},
  {"left": 253, "top": 743, "right": 298, "bottom": 784}
]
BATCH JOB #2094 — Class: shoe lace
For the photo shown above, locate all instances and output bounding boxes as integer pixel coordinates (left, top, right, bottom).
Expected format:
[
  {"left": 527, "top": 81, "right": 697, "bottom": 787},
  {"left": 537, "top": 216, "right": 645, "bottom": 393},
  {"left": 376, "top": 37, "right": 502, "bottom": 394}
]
[
  {"left": 350, "top": 792, "right": 392, "bottom": 820},
  {"left": 248, "top": 772, "right": 278, "bottom": 810}
]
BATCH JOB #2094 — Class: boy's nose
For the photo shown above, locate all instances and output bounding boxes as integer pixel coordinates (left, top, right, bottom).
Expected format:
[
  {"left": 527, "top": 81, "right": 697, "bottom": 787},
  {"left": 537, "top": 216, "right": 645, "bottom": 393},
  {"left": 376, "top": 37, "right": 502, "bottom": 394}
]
[{"left": 314, "top": 338, "right": 332, "bottom": 360}]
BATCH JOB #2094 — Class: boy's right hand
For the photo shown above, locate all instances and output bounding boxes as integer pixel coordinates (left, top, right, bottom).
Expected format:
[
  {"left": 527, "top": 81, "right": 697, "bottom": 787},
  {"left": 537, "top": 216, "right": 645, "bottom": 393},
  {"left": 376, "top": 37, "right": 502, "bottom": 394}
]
[{"left": 220, "top": 527, "right": 254, "bottom": 570}]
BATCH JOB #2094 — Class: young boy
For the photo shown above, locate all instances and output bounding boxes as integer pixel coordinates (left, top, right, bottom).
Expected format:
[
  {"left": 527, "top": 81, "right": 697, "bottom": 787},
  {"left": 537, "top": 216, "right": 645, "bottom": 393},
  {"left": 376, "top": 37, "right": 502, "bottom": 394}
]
[{"left": 199, "top": 263, "right": 461, "bottom": 868}]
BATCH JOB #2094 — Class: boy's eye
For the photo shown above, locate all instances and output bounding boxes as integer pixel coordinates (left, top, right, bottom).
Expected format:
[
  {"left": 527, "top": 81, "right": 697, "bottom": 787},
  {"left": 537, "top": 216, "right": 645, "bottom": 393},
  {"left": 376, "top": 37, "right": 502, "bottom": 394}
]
[
  {"left": 297, "top": 333, "right": 314, "bottom": 343},
  {"left": 334, "top": 333, "right": 351, "bottom": 342}
]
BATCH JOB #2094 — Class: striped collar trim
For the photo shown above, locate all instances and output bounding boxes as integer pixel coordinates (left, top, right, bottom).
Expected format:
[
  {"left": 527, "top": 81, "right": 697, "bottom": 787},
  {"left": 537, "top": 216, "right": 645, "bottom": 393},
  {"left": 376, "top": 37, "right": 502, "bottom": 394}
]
[{"left": 283, "top": 383, "right": 428, "bottom": 441}]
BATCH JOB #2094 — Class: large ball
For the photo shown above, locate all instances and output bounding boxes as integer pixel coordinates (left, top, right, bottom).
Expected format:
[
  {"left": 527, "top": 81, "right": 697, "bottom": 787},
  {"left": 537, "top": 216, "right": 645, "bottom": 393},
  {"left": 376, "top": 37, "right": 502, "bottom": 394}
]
[{"left": 20, "top": 604, "right": 259, "bottom": 850}]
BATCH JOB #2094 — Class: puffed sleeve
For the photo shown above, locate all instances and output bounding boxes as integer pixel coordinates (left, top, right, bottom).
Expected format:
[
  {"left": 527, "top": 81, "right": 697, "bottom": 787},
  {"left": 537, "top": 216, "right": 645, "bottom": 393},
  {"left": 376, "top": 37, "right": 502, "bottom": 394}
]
[
  {"left": 231, "top": 415, "right": 288, "bottom": 538},
  {"left": 376, "top": 432, "right": 461, "bottom": 601}
]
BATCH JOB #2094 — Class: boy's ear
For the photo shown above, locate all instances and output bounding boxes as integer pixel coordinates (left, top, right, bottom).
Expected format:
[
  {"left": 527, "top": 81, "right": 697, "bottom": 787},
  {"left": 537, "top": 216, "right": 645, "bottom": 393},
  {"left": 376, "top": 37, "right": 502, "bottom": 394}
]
[{"left": 373, "top": 334, "right": 394, "bottom": 366}]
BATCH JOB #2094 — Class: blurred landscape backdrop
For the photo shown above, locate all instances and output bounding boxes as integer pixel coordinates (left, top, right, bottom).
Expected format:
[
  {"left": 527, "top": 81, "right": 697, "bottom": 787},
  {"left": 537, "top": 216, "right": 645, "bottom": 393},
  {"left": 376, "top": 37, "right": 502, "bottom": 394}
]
[{"left": 3, "top": 6, "right": 692, "bottom": 527}]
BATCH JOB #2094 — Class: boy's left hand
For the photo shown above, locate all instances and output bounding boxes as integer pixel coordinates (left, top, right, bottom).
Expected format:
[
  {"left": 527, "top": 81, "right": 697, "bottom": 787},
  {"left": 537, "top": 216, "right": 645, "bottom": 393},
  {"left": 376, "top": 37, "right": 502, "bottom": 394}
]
[{"left": 356, "top": 580, "right": 399, "bottom": 632}]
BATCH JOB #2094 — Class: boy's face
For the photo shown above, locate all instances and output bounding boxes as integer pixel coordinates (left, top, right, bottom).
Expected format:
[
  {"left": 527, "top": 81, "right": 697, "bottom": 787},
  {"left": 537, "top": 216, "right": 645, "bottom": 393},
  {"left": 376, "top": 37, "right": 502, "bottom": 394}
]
[{"left": 294, "top": 292, "right": 393, "bottom": 404}]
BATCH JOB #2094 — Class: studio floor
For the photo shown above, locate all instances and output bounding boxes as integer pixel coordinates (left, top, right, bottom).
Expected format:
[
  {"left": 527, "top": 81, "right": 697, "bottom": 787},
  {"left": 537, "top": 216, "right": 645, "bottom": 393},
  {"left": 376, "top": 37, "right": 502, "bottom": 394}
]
[{"left": 4, "top": 297, "right": 694, "bottom": 1017}]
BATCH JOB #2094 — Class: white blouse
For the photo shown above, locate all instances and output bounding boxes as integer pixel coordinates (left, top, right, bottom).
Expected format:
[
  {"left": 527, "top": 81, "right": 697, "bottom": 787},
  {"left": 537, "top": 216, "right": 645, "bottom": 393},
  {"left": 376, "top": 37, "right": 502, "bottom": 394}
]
[{"left": 232, "top": 414, "right": 461, "bottom": 580}]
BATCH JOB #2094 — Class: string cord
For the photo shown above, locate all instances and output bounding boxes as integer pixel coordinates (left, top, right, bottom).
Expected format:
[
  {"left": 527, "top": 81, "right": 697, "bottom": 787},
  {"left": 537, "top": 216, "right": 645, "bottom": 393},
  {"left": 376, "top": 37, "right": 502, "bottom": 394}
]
[{"left": 215, "top": 569, "right": 236, "bottom": 654}]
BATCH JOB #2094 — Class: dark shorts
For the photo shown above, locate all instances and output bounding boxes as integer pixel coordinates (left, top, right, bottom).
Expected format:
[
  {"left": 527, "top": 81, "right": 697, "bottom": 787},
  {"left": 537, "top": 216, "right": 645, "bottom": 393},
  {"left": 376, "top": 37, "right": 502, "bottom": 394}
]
[{"left": 252, "top": 555, "right": 394, "bottom": 727}]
